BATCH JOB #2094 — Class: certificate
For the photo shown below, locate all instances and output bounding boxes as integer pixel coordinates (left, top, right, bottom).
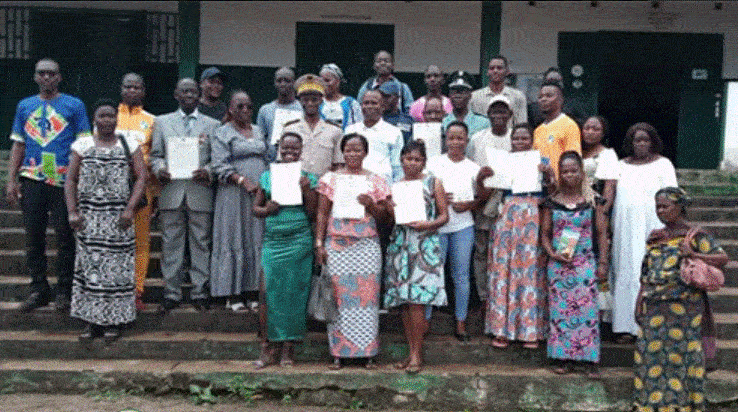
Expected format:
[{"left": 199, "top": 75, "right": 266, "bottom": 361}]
[
  {"left": 510, "top": 150, "right": 542, "bottom": 194},
  {"left": 332, "top": 174, "right": 369, "bottom": 219},
  {"left": 442, "top": 174, "right": 475, "bottom": 202},
  {"left": 483, "top": 147, "right": 512, "bottom": 189},
  {"left": 412, "top": 122, "right": 442, "bottom": 159},
  {"left": 270, "top": 161, "right": 303, "bottom": 205},
  {"left": 270, "top": 108, "right": 302, "bottom": 145},
  {"left": 166, "top": 136, "right": 199, "bottom": 179},
  {"left": 391, "top": 180, "right": 426, "bottom": 225}
]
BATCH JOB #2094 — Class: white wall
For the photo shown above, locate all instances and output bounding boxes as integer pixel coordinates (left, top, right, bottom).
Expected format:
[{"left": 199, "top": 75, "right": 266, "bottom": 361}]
[
  {"left": 500, "top": 0, "right": 738, "bottom": 78},
  {"left": 199, "top": 1, "right": 482, "bottom": 73},
  {"left": 722, "top": 82, "right": 738, "bottom": 170}
]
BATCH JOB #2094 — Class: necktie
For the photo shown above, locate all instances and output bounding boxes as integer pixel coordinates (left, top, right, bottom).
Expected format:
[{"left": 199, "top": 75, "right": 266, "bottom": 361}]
[{"left": 185, "top": 115, "right": 194, "bottom": 136}]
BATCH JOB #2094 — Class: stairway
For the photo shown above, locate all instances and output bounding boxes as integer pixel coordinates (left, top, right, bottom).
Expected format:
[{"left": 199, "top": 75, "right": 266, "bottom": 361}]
[{"left": 0, "top": 169, "right": 737, "bottom": 410}]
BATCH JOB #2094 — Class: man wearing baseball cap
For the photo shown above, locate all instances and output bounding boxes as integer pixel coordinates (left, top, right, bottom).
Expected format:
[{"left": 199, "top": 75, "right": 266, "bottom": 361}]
[
  {"left": 282, "top": 74, "right": 343, "bottom": 177},
  {"left": 198, "top": 66, "right": 227, "bottom": 121},
  {"left": 378, "top": 81, "right": 413, "bottom": 146},
  {"left": 442, "top": 71, "right": 490, "bottom": 138},
  {"left": 467, "top": 94, "right": 514, "bottom": 308}
]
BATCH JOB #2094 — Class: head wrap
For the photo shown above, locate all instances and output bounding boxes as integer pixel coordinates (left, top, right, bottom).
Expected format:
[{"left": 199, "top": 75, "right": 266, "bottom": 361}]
[
  {"left": 655, "top": 186, "right": 690, "bottom": 205},
  {"left": 319, "top": 63, "right": 344, "bottom": 82}
]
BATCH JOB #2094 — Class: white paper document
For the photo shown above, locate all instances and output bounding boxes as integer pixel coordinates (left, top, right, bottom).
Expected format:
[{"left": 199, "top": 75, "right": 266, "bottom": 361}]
[
  {"left": 391, "top": 180, "right": 426, "bottom": 225},
  {"left": 270, "top": 108, "right": 303, "bottom": 145},
  {"left": 510, "top": 150, "right": 542, "bottom": 194},
  {"left": 412, "top": 122, "right": 443, "bottom": 159},
  {"left": 442, "top": 175, "right": 475, "bottom": 202},
  {"left": 270, "top": 161, "right": 303, "bottom": 205},
  {"left": 166, "top": 136, "right": 199, "bottom": 179},
  {"left": 483, "top": 148, "right": 512, "bottom": 189},
  {"left": 332, "top": 174, "right": 369, "bottom": 219}
]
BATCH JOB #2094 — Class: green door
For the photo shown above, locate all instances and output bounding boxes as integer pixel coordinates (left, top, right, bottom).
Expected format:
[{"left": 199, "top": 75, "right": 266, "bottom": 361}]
[
  {"left": 558, "top": 31, "right": 723, "bottom": 168},
  {"left": 295, "top": 22, "right": 394, "bottom": 97}
]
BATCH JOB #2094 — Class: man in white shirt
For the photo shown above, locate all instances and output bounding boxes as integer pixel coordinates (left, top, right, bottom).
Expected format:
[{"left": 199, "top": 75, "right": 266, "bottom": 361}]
[
  {"left": 469, "top": 55, "right": 527, "bottom": 126},
  {"left": 344, "top": 90, "right": 404, "bottom": 183},
  {"left": 466, "top": 95, "right": 513, "bottom": 307}
]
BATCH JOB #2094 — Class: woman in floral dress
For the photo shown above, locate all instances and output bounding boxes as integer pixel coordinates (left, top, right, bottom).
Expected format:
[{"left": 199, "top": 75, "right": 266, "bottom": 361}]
[
  {"left": 314, "top": 133, "right": 392, "bottom": 370},
  {"left": 384, "top": 140, "right": 449, "bottom": 374},
  {"left": 540, "top": 151, "right": 609, "bottom": 376}
]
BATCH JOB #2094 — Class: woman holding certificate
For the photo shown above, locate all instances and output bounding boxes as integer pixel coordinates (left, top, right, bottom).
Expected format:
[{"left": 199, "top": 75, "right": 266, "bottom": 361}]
[
  {"left": 210, "top": 91, "right": 268, "bottom": 311},
  {"left": 315, "top": 133, "right": 391, "bottom": 370},
  {"left": 426, "top": 121, "right": 492, "bottom": 342},
  {"left": 385, "top": 140, "right": 449, "bottom": 374},
  {"left": 252, "top": 132, "right": 319, "bottom": 368},
  {"left": 486, "top": 124, "right": 551, "bottom": 349},
  {"left": 540, "top": 151, "right": 609, "bottom": 377}
]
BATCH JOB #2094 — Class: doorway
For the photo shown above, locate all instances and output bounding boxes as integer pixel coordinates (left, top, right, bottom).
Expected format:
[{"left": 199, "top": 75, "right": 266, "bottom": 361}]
[
  {"left": 295, "top": 22, "right": 394, "bottom": 97},
  {"left": 558, "top": 31, "right": 723, "bottom": 168}
]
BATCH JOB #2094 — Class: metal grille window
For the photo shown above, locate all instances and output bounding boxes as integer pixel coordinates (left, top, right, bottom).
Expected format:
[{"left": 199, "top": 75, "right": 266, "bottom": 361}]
[
  {"left": 146, "top": 12, "right": 179, "bottom": 63},
  {"left": 0, "top": 7, "right": 30, "bottom": 59}
]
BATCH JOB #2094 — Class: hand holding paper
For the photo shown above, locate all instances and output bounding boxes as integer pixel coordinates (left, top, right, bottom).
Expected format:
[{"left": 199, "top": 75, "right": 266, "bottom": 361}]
[
  {"left": 167, "top": 136, "right": 200, "bottom": 179},
  {"left": 270, "top": 161, "right": 303, "bottom": 205},
  {"left": 412, "top": 123, "right": 442, "bottom": 159},
  {"left": 332, "top": 174, "right": 369, "bottom": 219}
]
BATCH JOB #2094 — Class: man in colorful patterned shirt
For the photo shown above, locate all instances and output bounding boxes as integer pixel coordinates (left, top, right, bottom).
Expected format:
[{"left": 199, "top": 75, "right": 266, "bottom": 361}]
[
  {"left": 5, "top": 58, "right": 91, "bottom": 313},
  {"left": 116, "top": 73, "right": 156, "bottom": 311}
]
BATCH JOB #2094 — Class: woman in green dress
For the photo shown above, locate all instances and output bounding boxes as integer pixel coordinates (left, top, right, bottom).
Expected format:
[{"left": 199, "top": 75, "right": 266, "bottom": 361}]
[
  {"left": 252, "top": 132, "right": 319, "bottom": 368},
  {"left": 633, "top": 187, "right": 727, "bottom": 412}
]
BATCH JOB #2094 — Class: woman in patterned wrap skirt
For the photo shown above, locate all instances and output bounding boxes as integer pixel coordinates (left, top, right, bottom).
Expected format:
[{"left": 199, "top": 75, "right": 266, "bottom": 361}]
[
  {"left": 633, "top": 187, "right": 727, "bottom": 412},
  {"left": 314, "top": 133, "right": 391, "bottom": 370},
  {"left": 65, "top": 100, "right": 146, "bottom": 343}
]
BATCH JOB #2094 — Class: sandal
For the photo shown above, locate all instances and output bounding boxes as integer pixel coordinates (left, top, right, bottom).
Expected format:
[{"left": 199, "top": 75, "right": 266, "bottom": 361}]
[
  {"left": 254, "top": 342, "right": 278, "bottom": 370},
  {"left": 615, "top": 334, "right": 636, "bottom": 345},
  {"left": 405, "top": 362, "right": 423, "bottom": 375},
  {"left": 585, "top": 366, "right": 601, "bottom": 379},
  {"left": 522, "top": 341, "right": 539, "bottom": 349},
  {"left": 103, "top": 327, "right": 121, "bottom": 344},
  {"left": 491, "top": 337, "right": 509, "bottom": 348},
  {"left": 394, "top": 358, "right": 410, "bottom": 370},
  {"left": 365, "top": 358, "right": 377, "bottom": 370},
  {"left": 280, "top": 342, "right": 295, "bottom": 367},
  {"left": 552, "top": 361, "right": 574, "bottom": 375},
  {"left": 328, "top": 357, "right": 341, "bottom": 370}
]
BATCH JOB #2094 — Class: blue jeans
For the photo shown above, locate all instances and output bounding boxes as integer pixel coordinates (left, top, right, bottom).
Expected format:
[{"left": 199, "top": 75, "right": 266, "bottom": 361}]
[{"left": 437, "top": 226, "right": 474, "bottom": 322}]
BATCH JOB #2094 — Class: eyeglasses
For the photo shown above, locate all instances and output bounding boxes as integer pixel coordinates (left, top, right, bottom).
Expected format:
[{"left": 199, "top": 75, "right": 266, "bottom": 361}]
[{"left": 35, "top": 70, "right": 59, "bottom": 76}]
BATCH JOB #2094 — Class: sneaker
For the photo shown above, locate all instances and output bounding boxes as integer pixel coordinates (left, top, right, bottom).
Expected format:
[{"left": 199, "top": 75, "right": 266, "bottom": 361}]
[
  {"left": 19, "top": 292, "right": 50, "bottom": 313},
  {"left": 230, "top": 302, "right": 246, "bottom": 312},
  {"left": 54, "top": 293, "right": 71, "bottom": 313},
  {"left": 158, "top": 298, "right": 179, "bottom": 314}
]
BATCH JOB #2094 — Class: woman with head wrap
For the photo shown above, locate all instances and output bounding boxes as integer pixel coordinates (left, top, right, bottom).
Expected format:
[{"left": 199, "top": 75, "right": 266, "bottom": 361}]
[
  {"left": 319, "top": 63, "right": 362, "bottom": 130},
  {"left": 633, "top": 187, "right": 727, "bottom": 412}
]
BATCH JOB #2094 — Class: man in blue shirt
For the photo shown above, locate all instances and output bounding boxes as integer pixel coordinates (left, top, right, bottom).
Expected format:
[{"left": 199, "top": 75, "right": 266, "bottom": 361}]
[
  {"left": 379, "top": 81, "right": 414, "bottom": 146},
  {"left": 357, "top": 50, "right": 414, "bottom": 115},
  {"left": 5, "top": 58, "right": 91, "bottom": 313}
]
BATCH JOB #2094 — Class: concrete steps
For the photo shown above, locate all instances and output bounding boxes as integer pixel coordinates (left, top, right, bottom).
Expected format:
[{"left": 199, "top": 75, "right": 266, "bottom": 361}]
[{"left": 0, "top": 360, "right": 737, "bottom": 411}]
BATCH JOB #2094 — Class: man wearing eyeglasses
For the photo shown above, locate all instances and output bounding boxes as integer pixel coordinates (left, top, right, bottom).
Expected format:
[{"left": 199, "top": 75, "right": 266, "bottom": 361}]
[{"left": 5, "top": 58, "right": 91, "bottom": 313}]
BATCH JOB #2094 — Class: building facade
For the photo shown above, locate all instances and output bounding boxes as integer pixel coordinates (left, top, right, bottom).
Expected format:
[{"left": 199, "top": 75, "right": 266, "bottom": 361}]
[{"left": 1, "top": 1, "right": 735, "bottom": 168}]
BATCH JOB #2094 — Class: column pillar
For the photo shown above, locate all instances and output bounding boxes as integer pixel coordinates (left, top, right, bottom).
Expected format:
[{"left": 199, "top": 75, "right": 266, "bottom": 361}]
[
  {"left": 479, "top": 1, "right": 502, "bottom": 86},
  {"left": 178, "top": 1, "right": 200, "bottom": 79}
]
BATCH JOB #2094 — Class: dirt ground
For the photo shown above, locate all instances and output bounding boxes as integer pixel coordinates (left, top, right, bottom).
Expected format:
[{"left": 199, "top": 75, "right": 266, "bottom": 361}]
[{"left": 0, "top": 393, "right": 351, "bottom": 412}]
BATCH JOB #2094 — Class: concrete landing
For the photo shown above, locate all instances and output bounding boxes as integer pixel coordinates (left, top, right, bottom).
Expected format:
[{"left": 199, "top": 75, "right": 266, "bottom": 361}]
[{"left": 1, "top": 360, "right": 737, "bottom": 411}]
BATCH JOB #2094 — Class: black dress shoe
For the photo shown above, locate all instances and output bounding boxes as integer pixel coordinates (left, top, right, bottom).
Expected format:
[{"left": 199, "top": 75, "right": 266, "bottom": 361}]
[
  {"left": 103, "top": 326, "right": 121, "bottom": 344},
  {"left": 191, "top": 298, "right": 210, "bottom": 312},
  {"left": 158, "top": 298, "right": 179, "bottom": 314},
  {"left": 79, "top": 323, "right": 102, "bottom": 343},
  {"left": 19, "top": 292, "right": 50, "bottom": 313},
  {"left": 54, "top": 293, "right": 71, "bottom": 313}
]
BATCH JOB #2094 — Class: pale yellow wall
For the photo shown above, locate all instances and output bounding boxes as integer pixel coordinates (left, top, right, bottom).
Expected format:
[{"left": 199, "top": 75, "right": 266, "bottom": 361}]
[{"left": 198, "top": 1, "right": 483, "bottom": 73}]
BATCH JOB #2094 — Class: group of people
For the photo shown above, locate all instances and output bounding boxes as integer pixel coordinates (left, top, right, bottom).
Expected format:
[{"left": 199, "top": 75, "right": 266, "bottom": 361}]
[{"left": 5, "top": 52, "right": 728, "bottom": 412}]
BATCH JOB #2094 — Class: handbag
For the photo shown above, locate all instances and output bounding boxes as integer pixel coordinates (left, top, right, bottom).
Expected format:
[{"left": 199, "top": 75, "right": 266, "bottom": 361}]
[
  {"left": 118, "top": 134, "right": 148, "bottom": 210},
  {"left": 307, "top": 265, "right": 338, "bottom": 323},
  {"left": 680, "top": 227, "right": 724, "bottom": 292}
]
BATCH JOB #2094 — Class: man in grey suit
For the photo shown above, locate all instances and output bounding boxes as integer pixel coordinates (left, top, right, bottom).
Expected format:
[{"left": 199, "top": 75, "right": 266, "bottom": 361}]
[{"left": 150, "top": 78, "right": 220, "bottom": 312}]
